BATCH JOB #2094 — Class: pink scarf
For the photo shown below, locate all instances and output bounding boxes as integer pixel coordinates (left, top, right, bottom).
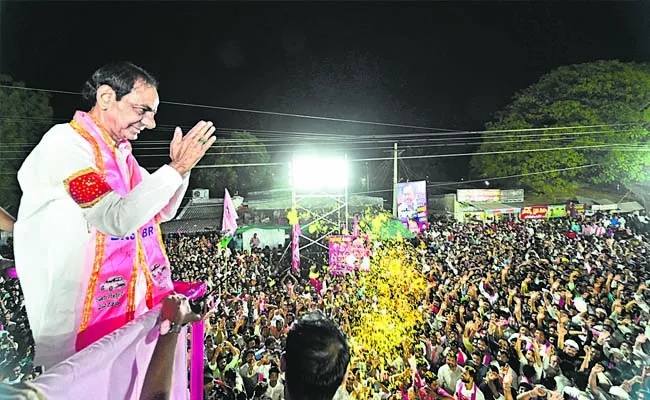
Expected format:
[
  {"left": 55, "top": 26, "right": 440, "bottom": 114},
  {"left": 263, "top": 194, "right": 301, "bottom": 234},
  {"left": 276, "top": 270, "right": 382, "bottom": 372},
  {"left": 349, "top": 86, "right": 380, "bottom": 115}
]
[
  {"left": 70, "top": 111, "right": 173, "bottom": 351},
  {"left": 456, "top": 381, "right": 478, "bottom": 400}
]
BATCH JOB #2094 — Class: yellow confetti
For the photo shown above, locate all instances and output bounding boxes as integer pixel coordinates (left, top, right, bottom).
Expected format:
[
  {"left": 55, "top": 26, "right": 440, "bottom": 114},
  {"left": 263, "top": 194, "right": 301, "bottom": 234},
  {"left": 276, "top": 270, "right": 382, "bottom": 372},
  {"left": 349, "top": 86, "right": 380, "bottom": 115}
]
[
  {"left": 287, "top": 209, "right": 298, "bottom": 225},
  {"left": 343, "top": 212, "right": 427, "bottom": 372}
]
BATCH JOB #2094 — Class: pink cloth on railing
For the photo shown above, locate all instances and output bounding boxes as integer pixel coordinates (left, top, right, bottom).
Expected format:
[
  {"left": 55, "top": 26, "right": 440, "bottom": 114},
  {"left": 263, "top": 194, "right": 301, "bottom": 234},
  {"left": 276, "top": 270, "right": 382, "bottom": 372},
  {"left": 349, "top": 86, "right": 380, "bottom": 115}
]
[
  {"left": 173, "top": 281, "right": 207, "bottom": 400},
  {"left": 190, "top": 320, "right": 204, "bottom": 400},
  {"left": 32, "top": 306, "right": 188, "bottom": 400},
  {"left": 173, "top": 281, "right": 206, "bottom": 301},
  {"left": 31, "top": 282, "right": 206, "bottom": 400}
]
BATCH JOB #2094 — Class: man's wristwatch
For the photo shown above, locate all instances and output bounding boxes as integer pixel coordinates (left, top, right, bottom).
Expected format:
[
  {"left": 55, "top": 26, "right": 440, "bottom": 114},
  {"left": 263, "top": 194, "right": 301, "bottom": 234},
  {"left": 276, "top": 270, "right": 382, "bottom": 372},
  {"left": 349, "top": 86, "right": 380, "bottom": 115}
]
[{"left": 160, "top": 319, "right": 183, "bottom": 336}]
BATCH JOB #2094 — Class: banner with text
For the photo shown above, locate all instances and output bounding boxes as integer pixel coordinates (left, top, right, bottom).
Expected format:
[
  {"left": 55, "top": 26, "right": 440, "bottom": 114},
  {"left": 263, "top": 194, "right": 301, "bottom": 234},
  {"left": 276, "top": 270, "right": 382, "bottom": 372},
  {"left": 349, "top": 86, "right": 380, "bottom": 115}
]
[
  {"left": 328, "top": 235, "right": 371, "bottom": 275},
  {"left": 457, "top": 188, "right": 524, "bottom": 203},
  {"left": 500, "top": 189, "right": 525, "bottom": 203},
  {"left": 520, "top": 206, "right": 548, "bottom": 220},
  {"left": 397, "top": 180, "right": 429, "bottom": 233},
  {"left": 457, "top": 189, "right": 501, "bottom": 202},
  {"left": 547, "top": 205, "right": 568, "bottom": 219}
]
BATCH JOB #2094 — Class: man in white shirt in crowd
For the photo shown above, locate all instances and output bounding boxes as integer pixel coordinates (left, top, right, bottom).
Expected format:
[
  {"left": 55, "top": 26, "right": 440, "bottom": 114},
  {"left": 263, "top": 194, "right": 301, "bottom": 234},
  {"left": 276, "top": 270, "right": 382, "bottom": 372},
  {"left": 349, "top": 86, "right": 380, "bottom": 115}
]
[
  {"left": 13, "top": 61, "right": 216, "bottom": 368},
  {"left": 398, "top": 183, "right": 418, "bottom": 220},
  {"left": 264, "top": 366, "right": 284, "bottom": 400},
  {"left": 438, "top": 352, "right": 465, "bottom": 395}
]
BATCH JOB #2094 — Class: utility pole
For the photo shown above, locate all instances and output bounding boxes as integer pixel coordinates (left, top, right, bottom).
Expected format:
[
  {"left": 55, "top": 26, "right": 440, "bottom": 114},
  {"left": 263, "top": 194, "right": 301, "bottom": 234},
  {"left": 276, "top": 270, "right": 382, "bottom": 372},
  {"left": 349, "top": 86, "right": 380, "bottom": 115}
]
[
  {"left": 365, "top": 162, "right": 370, "bottom": 193},
  {"left": 393, "top": 143, "right": 398, "bottom": 216}
]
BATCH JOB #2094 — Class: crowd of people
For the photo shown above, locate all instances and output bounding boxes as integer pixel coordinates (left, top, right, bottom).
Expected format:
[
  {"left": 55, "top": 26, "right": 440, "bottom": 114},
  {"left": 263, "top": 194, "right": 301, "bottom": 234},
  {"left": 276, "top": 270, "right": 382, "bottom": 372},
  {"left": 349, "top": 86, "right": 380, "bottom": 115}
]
[
  {"left": 1, "top": 210, "right": 650, "bottom": 400},
  {"left": 0, "top": 239, "right": 38, "bottom": 385}
]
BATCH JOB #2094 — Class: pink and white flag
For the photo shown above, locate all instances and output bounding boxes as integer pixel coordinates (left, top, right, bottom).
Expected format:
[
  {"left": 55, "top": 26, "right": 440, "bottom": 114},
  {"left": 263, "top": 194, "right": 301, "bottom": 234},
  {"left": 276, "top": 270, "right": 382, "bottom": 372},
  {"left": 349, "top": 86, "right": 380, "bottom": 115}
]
[
  {"left": 222, "top": 188, "right": 238, "bottom": 236},
  {"left": 291, "top": 222, "right": 302, "bottom": 272},
  {"left": 353, "top": 215, "right": 360, "bottom": 237}
]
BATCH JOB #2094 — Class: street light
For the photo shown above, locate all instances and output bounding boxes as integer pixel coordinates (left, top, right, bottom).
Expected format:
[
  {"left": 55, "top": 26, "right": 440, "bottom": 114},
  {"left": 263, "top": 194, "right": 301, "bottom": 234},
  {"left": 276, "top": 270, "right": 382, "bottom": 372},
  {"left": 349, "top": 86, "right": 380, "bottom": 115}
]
[{"left": 289, "top": 155, "right": 349, "bottom": 192}]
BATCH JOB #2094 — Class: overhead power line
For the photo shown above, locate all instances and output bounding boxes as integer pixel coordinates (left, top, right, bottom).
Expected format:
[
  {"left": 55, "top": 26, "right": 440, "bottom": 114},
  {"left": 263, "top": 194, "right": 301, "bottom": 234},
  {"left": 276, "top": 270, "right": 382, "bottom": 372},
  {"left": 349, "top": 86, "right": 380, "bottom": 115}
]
[
  {"left": 349, "top": 163, "right": 604, "bottom": 195},
  {"left": 164, "top": 143, "right": 641, "bottom": 170},
  {"left": 0, "top": 114, "right": 636, "bottom": 140},
  {"left": 0, "top": 84, "right": 456, "bottom": 132},
  {"left": 0, "top": 161, "right": 603, "bottom": 201},
  {"left": 0, "top": 131, "right": 628, "bottom": 158},
  {"left": 0, "top": 84, "right": 644, "bottom": 142},
  {"left": 0, "top": 142, "right": 642, "bottom": 172},
  {"left": 0, "top": 122, "right": 635, "bottom": 149},
  {"left": 87, "top": 136, "right": 632, "bottom": 159},
  {"left": 130, "top": 127, "right": 635, "bottom": 147}
]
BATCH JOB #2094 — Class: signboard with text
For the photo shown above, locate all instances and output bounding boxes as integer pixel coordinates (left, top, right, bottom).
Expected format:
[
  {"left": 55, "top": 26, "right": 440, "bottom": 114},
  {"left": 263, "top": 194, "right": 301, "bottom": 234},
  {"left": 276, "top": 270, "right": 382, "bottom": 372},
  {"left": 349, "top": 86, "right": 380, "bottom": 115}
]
[
  {"left": 500, "top": 189, "right": 525, "bottom": 203},
  {"left": 457, "top": 189, "right": 501, "bottom": 202},
  {"left": 592, "top": 204, "right": 618, "bottom": 211},
  {"left": 547, "top": 205, "right": 568, "bottom": 219},
  {"left": 520, "top": 206, "right": 548, "bottom": 220},
  {"left": 485, "top": 208, "right": 521, "bottom": 215}
]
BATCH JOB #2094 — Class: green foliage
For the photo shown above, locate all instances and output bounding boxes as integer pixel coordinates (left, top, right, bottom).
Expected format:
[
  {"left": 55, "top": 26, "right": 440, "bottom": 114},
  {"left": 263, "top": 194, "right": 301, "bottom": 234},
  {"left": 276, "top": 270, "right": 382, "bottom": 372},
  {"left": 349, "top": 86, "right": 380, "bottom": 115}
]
[
  {"left": 0, "top": 76, "right": 54, "bottom": 213},
  {"left": 470, "top": 60, "right": 650, "bottom": 197},
  {"left": 357, "top": 209, "right": 415, "bottom": 240},
  {"left": 191, "top": 131, "right": 273, "bottom": 197}
]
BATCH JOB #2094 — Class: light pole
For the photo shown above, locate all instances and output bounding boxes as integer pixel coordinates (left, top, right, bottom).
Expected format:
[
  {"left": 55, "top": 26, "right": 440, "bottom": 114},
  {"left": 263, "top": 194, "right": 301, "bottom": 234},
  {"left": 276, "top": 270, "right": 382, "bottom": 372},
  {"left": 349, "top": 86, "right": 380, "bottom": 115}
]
[{"left": 365, "top": 161, "right": 370, "bottom": 192}]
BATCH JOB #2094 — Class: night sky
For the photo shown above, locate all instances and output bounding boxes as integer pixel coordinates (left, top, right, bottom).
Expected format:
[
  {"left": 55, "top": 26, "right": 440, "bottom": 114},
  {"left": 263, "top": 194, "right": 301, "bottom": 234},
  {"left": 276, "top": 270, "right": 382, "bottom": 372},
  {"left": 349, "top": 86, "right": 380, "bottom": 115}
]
[{"left": 2, "top": 1, "right": 650, "bottom": 180}]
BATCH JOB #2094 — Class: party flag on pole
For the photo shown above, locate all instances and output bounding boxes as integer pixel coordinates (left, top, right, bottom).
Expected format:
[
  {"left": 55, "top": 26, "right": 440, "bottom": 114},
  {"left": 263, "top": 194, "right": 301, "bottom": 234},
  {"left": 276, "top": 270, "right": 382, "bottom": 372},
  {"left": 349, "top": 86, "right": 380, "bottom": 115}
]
[
  {"left": 353, "top": 215, "right": 360, "bottom": 237},
  {"left": 291, "top": 222, "right": 302, "bottom": 273},
  {"left": 222, "top": 189, "right": 238, "bottom": 237}
]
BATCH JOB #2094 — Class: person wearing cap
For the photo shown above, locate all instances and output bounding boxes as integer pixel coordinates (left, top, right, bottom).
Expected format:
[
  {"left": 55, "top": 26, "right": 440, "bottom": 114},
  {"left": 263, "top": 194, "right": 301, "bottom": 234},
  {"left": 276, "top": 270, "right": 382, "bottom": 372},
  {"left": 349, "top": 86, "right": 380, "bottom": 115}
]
[{"left": 563, "top": 339, "right": 580, "bottom": 355}]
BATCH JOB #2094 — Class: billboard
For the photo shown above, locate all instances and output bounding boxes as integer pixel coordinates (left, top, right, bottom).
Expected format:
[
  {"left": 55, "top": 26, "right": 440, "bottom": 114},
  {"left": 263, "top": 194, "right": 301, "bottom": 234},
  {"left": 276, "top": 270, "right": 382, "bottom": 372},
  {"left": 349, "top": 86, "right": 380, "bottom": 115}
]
[
  {"left": 457, "top": 189, "right": 501, "bottom": 202},
  {"left": 500, "top": 189, "right": 525, "bottom": 203},
  {"left": 485, "top": 208, "right": 521, "bottom": 215},
  {"left": 520, "top": 206, "right": 548, "bottom": 220},
  {"left": 547, "top": 205, "right": 568, "bottom": 219},
  {"left": 397, "top": 181, "right": 429, "bottom": 233},
  {"left": 457, "top": 189, "right": 524, "bottom": 203},
  {"left": 592, "top": 204, "right": 618, "bottom": 211},
  {"left": 329, "top": 235, "right": 371, "bottom": 275}
]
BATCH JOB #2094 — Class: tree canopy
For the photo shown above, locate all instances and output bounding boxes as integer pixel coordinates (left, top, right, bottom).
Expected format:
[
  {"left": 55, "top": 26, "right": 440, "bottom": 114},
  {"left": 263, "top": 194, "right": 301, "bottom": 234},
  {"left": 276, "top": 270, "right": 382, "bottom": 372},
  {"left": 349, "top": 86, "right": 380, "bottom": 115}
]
[
  {"left": 191, "top": 131, "right": 274, "bottom": 197},
  {"left": 470, "top": 60, "right": 650, "bottom": 198},
  {"left": 0, "top": 76, "right": 54, "bottom": 213}
]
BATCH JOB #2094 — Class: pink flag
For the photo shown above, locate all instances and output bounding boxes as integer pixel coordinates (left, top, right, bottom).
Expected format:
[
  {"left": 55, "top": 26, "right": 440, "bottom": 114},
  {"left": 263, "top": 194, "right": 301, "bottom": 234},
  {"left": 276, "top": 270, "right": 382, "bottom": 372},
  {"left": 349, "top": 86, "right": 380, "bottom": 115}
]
[
  {"left": 353, "top": 215, "right": 359, "bottom": 237},
  {"left": 222, "top": 189, "right": 238, "bottom": 236},
  {"left": 291, "top": 223, "right": 301, "bottom": 273}
]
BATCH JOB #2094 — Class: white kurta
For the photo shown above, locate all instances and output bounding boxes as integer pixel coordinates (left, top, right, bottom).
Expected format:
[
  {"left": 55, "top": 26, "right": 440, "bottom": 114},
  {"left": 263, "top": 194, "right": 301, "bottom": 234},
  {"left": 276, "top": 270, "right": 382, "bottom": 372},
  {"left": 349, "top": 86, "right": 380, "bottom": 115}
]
[{"left": 13, "top": 122, "right": 189, "bottom": 368}]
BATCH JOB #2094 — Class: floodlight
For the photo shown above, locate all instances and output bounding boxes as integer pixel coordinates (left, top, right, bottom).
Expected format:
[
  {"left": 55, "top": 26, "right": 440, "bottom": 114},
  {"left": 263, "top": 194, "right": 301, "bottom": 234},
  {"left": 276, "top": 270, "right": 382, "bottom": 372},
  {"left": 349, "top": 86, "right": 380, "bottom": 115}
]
[{"left": 290, "top": 156, "right": 349, "bottom": 191}]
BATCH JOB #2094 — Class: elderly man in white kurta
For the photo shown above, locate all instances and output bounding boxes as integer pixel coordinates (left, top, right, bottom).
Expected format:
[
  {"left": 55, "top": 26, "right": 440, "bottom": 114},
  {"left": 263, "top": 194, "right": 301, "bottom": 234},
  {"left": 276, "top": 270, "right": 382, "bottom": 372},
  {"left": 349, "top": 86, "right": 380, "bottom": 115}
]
[{"left": 13, "top": 62, "right": 216, "bottom": 368}]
